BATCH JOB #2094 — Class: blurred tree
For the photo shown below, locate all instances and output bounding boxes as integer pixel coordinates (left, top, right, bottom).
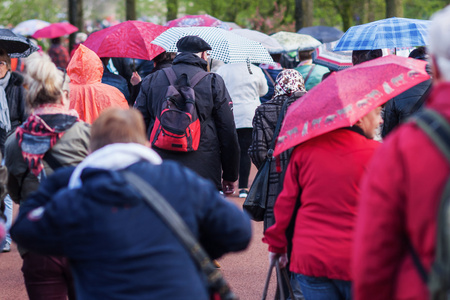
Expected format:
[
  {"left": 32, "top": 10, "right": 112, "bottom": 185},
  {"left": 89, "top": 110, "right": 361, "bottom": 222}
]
[
  {"left": 167, "top": 0, "right": 178, "bottom": 21},
  {"left": 386, "top": 0, "right": 403, "bottom": 17},
  {"left": 68, "top": 0, "right": 83, "bottom": 54},
  {"left": 126, "top": 0, "right": 136, "bottom": 20},
  {"left": 0, "top": 0, "right": 65, "bottom": 26}
]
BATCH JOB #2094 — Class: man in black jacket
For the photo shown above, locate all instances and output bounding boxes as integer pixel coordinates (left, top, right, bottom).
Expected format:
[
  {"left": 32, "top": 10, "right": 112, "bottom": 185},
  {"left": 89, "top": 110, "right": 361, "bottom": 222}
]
[{"left": 134, "top": 36, "right": 240, "bottom": 194}]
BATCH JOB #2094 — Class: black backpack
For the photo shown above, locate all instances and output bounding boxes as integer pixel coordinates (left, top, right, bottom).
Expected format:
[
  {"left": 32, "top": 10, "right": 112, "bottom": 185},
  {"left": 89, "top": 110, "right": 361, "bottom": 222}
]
[{"left": 150, "top": 68, "right": 208, "bottom": 152}]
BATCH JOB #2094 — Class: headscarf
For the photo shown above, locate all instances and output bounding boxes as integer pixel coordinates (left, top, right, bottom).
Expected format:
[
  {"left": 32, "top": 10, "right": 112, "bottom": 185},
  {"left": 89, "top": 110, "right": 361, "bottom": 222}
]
[{"left": 273, "top": 69, "right": 306, "bottom": 98}]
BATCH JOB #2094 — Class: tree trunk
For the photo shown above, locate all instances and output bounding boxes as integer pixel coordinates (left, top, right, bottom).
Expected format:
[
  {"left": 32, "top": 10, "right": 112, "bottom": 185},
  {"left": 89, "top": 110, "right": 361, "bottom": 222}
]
[
  {"left": 68, "top": 0, "right": 82, "bottom": 54},
  {"left": 166, "top": 0, "right": 178, "bottom": 22},
  {"left": 304, "top": 0, "right": 313, "bottom": 27},
  {"left": 386, "top": 0, "right": 403, "bottom": 17},
  {"left": 368, "top": 0, "right": 376, "bottom": 22},
  {"left": 295, "top": 0, "right": 303, "bottom": 31},
  {"left": 126, "top": 0, "right": 136, "bottom": 21}
]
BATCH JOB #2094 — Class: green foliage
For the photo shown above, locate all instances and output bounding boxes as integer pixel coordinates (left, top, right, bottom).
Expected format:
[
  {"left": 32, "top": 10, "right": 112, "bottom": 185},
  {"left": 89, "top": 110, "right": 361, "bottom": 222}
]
[
  {"left": 403, "top": 0, "right": 448, "bottom": 19},
  {"left": 0, "top": 0, "right": 66, "bottom": 27}
]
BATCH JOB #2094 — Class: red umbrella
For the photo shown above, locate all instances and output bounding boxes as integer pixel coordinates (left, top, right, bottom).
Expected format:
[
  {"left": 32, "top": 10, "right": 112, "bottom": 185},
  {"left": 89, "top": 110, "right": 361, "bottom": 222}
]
[
  {"left": 274, "top": 55, "right": 430, "bottom": 156},
  {"left": 83, "top": 20, "right": 168, "bottom": 60},
  {"left": 32, "top": 22, "right": 78, "bottom": 39},
  {"left": 165, "top": 14, "right": 230, "bottom": 30}
]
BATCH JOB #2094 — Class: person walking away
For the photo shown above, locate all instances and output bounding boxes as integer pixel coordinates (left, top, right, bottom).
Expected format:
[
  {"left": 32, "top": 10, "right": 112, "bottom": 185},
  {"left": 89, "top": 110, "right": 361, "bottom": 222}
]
[
  {"left": 100, "top": 57, "right": 131, "bottom": 103},
  {"left": 264, "top": 104, "right": 383, "bottom": 300},
  {"left": 259, "top": 53, "right": 284, "bottom": 103},
  {"left": 10, "top": 107, "right": 251, "bottom": 300},
  {"left": 4, "top": 51, "right": 90, "bottom": 300},
  {"left": 249, "top": 69, "right": 307, "bottom": 299},
  {"left": 295, "top": 50, "right": 329, "bottom": 91},
  {"left": 216, "top": 62, "right": 268, "bottom": 198},
  {"left": 48, "top": 37, "right": 69, "bottom": 69},
  {"left": 382, "top": 47, "right": 433, "bottom": 137},
  {"left": 353, "top": 7, "right": 450, "bottom": 300},
  {"left": 67, "top": 44, "right": 128, "bottom": 124},
  {"left": 134, "top": 36, "right": 240, "bottom": 194},
  {"left": 0, "top": 48, "right": 27, "bottom": 252}
]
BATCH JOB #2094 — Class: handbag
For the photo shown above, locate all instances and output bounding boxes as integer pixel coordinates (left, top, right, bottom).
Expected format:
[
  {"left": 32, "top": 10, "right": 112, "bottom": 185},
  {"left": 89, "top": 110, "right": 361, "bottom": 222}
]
[
  {"left": 261, "top": 259, "right": 296, "bottom": 300},
  {"left": 243, "top": 99, "right": 290, "bottom": 221},
  {"left": 122, "top": 171, "right": 238, "bottom": 300}
]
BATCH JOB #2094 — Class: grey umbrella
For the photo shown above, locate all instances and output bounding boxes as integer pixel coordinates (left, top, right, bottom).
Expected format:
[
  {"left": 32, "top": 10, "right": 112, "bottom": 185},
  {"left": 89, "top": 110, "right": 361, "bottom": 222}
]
[{"left": 0, "top": 28, "right": 39, "bottom": 58}]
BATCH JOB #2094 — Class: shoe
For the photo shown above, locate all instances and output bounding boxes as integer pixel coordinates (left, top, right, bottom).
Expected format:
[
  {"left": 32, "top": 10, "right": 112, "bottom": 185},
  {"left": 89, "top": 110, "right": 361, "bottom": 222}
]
[
  {"left": 2, "top": 243, "right": 10, "bottom": 253},
  {"left": 239, "top": 189, "right": 248, "bottom": 198}
]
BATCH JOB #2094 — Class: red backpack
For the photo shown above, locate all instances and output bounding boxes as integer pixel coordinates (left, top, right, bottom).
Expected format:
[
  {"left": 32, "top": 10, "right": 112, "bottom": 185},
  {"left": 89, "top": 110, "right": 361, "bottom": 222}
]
[{"left": 150, "top": 68, "right": 209, "bottom": 152}]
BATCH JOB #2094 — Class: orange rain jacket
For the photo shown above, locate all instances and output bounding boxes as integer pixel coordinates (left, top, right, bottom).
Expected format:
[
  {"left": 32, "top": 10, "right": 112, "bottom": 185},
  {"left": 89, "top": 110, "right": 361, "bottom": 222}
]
[{"left": 67, "top": 44, "right": 128, "bottom": 124}]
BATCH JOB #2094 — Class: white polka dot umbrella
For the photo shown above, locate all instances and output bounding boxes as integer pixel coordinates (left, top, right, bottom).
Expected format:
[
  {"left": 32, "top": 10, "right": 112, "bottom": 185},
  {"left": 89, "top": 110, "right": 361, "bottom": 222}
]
[{"left": 152, "top": 27, "right": 273, "bottom": 64}]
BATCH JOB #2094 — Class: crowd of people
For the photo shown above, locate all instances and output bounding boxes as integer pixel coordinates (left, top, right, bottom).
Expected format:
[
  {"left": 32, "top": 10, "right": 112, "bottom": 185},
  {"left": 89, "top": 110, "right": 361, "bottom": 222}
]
[{"left": 0, "top": 5, "right": 450, "bottom": 300}]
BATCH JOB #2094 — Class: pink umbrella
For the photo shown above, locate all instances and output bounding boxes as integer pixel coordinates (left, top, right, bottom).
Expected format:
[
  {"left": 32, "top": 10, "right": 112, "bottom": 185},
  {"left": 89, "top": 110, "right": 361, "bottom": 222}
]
[
  {"left": 274, "top": 55, "right": 430, "bottom": 156},
  {"left": 32, "top": 22, "right": 78, "bottom": 39},
  {"left": 165, "top": 14, "right": 230, "bottom": 30},
  {"left": 83, "top": 21, "right": 168, "bottom": 60}
]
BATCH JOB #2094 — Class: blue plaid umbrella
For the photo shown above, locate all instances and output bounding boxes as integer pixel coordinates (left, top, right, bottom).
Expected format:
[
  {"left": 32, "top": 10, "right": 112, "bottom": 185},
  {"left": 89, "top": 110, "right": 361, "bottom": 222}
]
[
  {"left": 334, "top": 17, "right": 430, "bottom": 51},
  {"left": 152, "top": 27, "right": 273, "bottom": 64}
]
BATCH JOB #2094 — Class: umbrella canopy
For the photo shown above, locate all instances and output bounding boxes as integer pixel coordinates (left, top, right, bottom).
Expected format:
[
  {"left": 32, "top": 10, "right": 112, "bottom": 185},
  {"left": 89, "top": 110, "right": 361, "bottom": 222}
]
[
  {"left": 83, "top": 21, "right": 168, "bottom": 60},
  {"left": 334, "top": 17, "right": 431, "bottom": 51},
  {"left": 271, "top": 31, "right": 322, "bottom": 52},
  {"left": 13, "top": 19, "right": 50, "bottom": 37},
  {"left": 232, "top": 29, "right": 284, "bottom": 54},
  {"left": 152, "top": 27, "right": 273, "bottom": 64},
  {"left": 67, "top": 44, "right": 128, "bottom": 124},
  {"left": 223, "top": 22, "right": 242, "bottom": 30},
  {"left": 312, "top": 41, "right": 352, "bottom": 71},
  {"left": 297, "top": 26, "right": 344, "bottom": 43},
  {"left": 165, "top": 14, "right": 230, "bottom": 30},
  {"left": 274, "top": 55, "right": 430, "bottom": 156},
  {"left": 32, "top": 22, "right": 78, "bottom": 39},
  {"left": 0, "top": 29, "right": 39, "bottom": 58}
]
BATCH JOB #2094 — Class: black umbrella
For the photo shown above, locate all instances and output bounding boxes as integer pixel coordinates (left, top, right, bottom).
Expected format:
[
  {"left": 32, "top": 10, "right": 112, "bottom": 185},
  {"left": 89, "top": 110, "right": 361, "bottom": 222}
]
[
  {"left": 297, "top": 26, "right": 344, "bottom": 43},
  {"left": 0, "top": 28, "right": 39, "bottom": 58}
]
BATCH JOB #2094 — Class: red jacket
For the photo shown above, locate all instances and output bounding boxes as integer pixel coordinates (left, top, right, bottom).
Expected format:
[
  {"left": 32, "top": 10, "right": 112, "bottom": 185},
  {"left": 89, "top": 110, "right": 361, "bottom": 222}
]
[
  {"left": 353, "top": 82, "right": 450, "bottom": 300},
  {"left": 263, "top": 128, "right": 380, "bottom": 281}
]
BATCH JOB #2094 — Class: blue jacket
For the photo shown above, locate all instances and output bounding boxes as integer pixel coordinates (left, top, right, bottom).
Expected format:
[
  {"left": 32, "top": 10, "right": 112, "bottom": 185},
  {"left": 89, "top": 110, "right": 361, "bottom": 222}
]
[{"left": 11, "top": 160, "right": 252, "bottom": 300}]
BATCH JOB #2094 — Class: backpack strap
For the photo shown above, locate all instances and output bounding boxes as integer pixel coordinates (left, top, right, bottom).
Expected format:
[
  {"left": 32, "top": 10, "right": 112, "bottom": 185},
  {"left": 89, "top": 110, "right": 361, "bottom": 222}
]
[
  {"left": 162, "top": 67, "right": 177, "bottom": 86},
  {"left": 189, "top": 71, "right": 209, "bottom": 88},
  {"left": 408, "top": 109, "right": 450, "bottom": 285}
]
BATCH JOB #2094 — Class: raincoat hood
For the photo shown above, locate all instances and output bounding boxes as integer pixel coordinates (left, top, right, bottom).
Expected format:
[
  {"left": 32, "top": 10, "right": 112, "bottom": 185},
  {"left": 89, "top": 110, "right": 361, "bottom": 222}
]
[
  {"left": 67, "top": 44, "right": 103, "bottom": 85},
  {"left": 67, "top": 44, "right": 128, "bottom": 124}
]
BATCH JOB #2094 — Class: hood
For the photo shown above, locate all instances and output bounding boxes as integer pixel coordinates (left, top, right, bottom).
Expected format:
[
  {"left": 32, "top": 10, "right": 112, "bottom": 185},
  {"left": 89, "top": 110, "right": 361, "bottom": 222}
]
[{"left": 67, "top": 44, "right": 103, "bottom": 85}]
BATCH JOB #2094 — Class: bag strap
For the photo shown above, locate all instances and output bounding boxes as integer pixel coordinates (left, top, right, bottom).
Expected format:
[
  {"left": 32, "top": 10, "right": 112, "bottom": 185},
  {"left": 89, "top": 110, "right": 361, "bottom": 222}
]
[
  {"left": 267, "top": 99, "right": 290, "bottom": 159},
  {"left": 121, "top": 171, "right": 238, "bottom": 300},
  {"left": 262, "top": 68, "right": 276, "bottom": 87},
  {"left": 408, "top": 109, "right": 450, "bottom": 284},
  {"left": 261, "top": 259, "right": 296, "bottom": 300},
  {"left": 162, "top": 67, "right": 177, "bottom": 86},
  {"left": 304, "top": 64, "right": 316, "bottom": 85}
]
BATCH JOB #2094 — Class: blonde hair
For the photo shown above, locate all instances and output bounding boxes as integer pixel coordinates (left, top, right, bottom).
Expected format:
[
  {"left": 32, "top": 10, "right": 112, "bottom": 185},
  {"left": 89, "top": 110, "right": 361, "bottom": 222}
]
[
  {"left": 24, "top": 52, "right": 70, "bottom": 108},
  {"left": 90, "top": 108, "right": 148, "bottom": 152}
]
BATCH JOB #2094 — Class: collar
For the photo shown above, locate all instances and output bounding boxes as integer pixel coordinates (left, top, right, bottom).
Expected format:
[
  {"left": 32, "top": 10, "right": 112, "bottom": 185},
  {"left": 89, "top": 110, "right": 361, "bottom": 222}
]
[
  {"left": 173, "top": 53, "right": 208, "bottom": 71},
  {"left": 343, "top": 125, "right": 367, "bottom": 138}
]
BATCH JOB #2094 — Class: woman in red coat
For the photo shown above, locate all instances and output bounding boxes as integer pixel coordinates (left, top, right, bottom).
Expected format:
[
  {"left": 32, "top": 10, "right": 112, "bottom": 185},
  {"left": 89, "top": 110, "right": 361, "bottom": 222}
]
[{"left": 263, "top": 106, "right": 383, "bottom": 300}]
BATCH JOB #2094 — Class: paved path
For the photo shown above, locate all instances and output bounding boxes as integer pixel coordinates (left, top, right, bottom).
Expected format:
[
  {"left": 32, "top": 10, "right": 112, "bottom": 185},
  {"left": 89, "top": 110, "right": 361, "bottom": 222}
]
[{"left": 0, "top": 166, "right": 276, "bottom": 299}]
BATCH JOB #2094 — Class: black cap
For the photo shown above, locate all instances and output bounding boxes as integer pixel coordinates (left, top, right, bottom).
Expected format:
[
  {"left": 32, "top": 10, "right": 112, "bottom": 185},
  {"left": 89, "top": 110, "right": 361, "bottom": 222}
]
[{"left": 176, "top": 36, "right": 212, "bottom": 53}]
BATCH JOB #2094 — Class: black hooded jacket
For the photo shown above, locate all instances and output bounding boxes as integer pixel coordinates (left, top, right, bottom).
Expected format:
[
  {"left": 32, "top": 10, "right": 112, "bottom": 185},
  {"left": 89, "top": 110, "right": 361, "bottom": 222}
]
[{"left": 134, "top": 53, "right": 240, "bottom": 189}]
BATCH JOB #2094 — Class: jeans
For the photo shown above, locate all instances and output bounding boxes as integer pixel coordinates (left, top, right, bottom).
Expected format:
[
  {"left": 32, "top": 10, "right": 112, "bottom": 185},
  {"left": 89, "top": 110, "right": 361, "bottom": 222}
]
[
  {"left": 4, "top": 194, "right": 12, "bottom": 246},
  {"left": 237, "top": 128, "right": 252, "bottom": 189},
  {"left": 293, "top": 274, "right": 352, "bottom": 300}
]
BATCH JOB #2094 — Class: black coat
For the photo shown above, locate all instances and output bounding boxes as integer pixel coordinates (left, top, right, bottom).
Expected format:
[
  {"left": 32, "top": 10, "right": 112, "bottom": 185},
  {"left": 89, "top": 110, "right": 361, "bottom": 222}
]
[
  {"left": 382, "top": 78, "right": 432, "bottom": 137},
  {"left": 134, "top": 53, "right": 240, "bottom": 189},
  {"left": 5, "top": 72, "right": 27, "bottom": 130}
]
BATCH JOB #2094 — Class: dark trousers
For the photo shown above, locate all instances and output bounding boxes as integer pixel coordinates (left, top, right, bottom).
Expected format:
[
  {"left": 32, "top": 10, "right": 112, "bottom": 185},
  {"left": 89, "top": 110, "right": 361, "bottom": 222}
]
[
  {"left": 237, "top": 128, "right": 252, "bottom": 189},
  {"left": 22, "top": 252, "right": 76, "bottom": 300}
]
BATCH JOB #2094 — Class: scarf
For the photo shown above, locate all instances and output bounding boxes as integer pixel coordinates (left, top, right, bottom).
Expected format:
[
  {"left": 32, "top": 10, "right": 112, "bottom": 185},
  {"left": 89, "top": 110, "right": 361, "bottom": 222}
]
[
  {"left": 0, "top": 71, "right": 11, "bottom": 90},
  {"left": 0, "top": 88, "right": 10, "bottom": 132},
  {"left": 273, "top": 69, "right": 306, "bottom": 98},
  {"left": 16, "top": 104, "right": 79, "bottom": 177},
  {"left": 68, "top": 143, "right": 163, "bottom": 189}
]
